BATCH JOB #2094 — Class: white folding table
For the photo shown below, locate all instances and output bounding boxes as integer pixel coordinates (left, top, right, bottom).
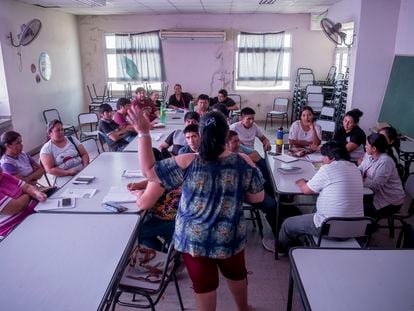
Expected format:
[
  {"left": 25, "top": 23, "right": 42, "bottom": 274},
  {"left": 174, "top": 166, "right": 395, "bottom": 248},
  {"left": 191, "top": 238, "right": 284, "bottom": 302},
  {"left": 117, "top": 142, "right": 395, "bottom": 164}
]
[{"left": 0, "top": 213, "right": 139, "bottom": 311}]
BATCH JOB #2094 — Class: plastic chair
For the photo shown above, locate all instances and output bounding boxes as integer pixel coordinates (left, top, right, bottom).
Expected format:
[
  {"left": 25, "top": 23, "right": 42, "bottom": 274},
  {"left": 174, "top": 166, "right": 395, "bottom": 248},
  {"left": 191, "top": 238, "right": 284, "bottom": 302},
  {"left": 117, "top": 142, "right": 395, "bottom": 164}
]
[
  {"left": 305, "top": 85, "right": 322, "bottom": 95},
  {"left": 306, "top": 93, "right": 324, "bottom": 113},
  {"left": 264, "top": 98, "right": 289, "bottom": 129},
  {"left": 316, "top": 119, "right": 336, "bottom": 142},
  {"left": 376, "top": 174, "right": 414, "bottom": 247},
  {"left": 326, "top": 66, "right": 337, "bottom": 84},
  {"left": 78, "top": 112, "right": 101, "bottom": 145},
  {"left": 308, "top": 216, "right": 375, "bottom": 248},
  {"left": 111, "top": 240, "right": 184, "bottom": 311},
  {"left": 80, "top": 137, "right": 100, "bottom": 161},
  {"left": 86, "top": 85, "right": 105, "bottom": 112},
  {"left": 297, "top": 73, "right": 315, "bottom": 89},
  {"left": 43, "top": 109, "right": 77, "bottom": 138},
  {"left": 319, "top": 106, "right": 335, "bottom": 120}
]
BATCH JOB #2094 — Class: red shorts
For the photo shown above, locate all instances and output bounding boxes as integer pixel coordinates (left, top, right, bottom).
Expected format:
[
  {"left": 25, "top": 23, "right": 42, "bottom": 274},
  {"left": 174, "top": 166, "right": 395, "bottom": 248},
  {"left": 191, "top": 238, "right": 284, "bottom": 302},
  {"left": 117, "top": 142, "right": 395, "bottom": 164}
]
[{"left": 182, "top": 250, "right": 247, "bottom": 294}]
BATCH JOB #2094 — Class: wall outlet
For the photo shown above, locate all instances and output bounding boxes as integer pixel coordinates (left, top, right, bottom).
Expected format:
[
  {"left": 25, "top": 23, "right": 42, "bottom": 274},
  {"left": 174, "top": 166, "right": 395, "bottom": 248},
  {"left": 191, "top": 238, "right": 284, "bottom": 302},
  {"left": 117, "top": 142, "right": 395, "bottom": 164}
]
[{"left": 257, "top": 103, "right": 261, "bottom": 107}]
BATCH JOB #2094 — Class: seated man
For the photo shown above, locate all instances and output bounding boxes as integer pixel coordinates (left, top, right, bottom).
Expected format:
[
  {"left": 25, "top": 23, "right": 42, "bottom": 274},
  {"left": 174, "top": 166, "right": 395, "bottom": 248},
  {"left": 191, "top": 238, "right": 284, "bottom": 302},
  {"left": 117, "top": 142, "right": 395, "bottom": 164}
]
[
  {"left": 210, "top": 89, "right": 238, "bottom": 111},
  {"left": 113, "top": 97, "right": 137, "bottom": 133},
  {"left": 131, "top": 87, "right": 159, "bottom": 122},
  {"left": 278, "top": 141, "right": 364, "bottom": 254},
  {"left": 230, "top": 107, "right": 271, "bottom": 151},
  {"left": 178, "top": 124, "right": 200, "bottom": 154},
  {"left": 168, "top": 83, "right": 193, "bottom": 110},
  {"left": 98, "top": 103, "right": 133, "bottom": 151},
  {"left": 128, "top": 180, "right": 180, "bottom": 252},
  {"left": 195, "top": 94, "right": 210, "bottom": 117},
  {"left": 158, "top": 111, "right": 200, "bottom": 156}
]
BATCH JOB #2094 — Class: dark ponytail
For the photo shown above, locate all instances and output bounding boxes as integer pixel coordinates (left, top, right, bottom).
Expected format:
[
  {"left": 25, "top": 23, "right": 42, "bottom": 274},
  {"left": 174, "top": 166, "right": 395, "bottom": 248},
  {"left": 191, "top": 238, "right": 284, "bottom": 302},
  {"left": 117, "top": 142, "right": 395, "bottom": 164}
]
[
  {"left": 199, "top": 111, "right": 229, "bottom": 161},
  {"left": 0, "top": 131, "right": 21, "bottom": 157}
]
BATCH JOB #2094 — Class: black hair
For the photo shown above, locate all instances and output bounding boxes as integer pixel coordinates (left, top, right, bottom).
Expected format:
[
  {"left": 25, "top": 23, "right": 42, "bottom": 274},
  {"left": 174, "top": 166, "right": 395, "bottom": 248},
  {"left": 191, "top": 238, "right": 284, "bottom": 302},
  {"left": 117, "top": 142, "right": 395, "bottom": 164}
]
[
  {"left": 184, "top": 111, "right": 200, "bottom": 122},
  {"left": 218, "top": 89, "right": 228, "bottom": 97},
  {"left": 99, "top": 103, "right": 113, "bottom": 114},
  {"left": 199, "top": 111, "right": 229, "bottom": 161},
  {"left": 227, "top": 130, "right": 239, "bottom": 143},
  {"left": 301, "top": 106, "right": 315, "bottom": 116},
  {"left": 174, "top": 84, "right": 182, "bottom": 89},
  {"left": 47, "top": 119, "right": 63, "bottom": 134},
  {"left": 367, "top": 133, "right": 388, "bottom": 153},
  {"left": 345, "top": 108, "right": 363, "bottom": 124},
  {"left": 212, "top": 103, "right": 229, "bottom": 118},
  {"left": 116, "top": 97, "right": 131, "bottom": 110},
  {"left": 198, "top": 94, "right": 209, "bottom": 101},
  {"left": 379, "top": 126, "right": 400, "bottom": 151},
  {"left": 0, "top": 131, "right": 21, "bottom": 156},
  {"left": 135, "top": 87, "right": 145, "bottom": 94},
  {"left": 183, "top": 124, "right": 199, "bottom": 135},
  {"left": 240, "top": 107, "right": 255, "bottom": 116},
  {"left": 320, "top": 141, "right": 351, "bottom": 161}
]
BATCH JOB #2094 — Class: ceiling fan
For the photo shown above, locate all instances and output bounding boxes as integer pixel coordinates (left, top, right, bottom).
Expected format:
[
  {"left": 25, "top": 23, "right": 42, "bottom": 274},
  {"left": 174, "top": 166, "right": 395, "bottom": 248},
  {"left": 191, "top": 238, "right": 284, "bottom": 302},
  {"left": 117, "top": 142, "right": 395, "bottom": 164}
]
[{"left": 320, "top": 18, "right": 354, "bottom": 47}]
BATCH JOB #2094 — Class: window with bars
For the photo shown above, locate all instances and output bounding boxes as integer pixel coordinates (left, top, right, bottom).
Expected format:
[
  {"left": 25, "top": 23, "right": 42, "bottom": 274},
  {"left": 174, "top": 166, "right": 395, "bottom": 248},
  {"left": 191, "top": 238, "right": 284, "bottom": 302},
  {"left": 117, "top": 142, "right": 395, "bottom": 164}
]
[
  {"left": 235, "top": 32, "right": 291, "bottom": 91},
  {"left": 104, "top": 31, "right": 164, "bottom": 92},
  {"left": 334, "top": 22, "right": 354, "bottom": 75}
]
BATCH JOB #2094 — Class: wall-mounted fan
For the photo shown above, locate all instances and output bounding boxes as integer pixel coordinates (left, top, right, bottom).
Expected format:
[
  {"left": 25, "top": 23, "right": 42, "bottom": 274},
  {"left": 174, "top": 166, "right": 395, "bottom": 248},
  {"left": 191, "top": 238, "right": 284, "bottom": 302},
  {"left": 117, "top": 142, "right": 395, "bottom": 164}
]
[
  {"left": 320, "top": 18, "right": 353, "bottom": 47},
  {"left": 9, "top": 19, "right": 42, "bottom": 47}
]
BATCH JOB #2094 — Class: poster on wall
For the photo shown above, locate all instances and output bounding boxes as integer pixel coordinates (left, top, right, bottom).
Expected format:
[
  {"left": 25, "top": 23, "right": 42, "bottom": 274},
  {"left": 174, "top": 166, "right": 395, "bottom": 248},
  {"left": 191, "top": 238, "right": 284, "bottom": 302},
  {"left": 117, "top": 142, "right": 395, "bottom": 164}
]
[{"left": 39, "top": 52, "right": 51, "bottom": 81}]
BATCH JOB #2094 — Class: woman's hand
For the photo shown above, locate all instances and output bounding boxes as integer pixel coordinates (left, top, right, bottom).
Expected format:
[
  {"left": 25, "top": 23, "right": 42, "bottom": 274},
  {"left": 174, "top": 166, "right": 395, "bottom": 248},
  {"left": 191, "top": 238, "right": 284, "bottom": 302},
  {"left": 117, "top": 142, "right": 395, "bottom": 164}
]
[
  {"left": 34, "top": 190, "right": 47, "bottom": 202},
  {"left": 127, "top": 104, "right": 151, "bottom": 133}
]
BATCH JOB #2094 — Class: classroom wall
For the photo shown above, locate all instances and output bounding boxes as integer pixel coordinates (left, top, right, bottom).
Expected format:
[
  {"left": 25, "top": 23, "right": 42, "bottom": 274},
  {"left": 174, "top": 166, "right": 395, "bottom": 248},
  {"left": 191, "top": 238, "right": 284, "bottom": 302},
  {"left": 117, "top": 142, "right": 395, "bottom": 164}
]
[
  {"left": 78, "top": 13, "right": 335, "bottom": 120},
  {"left": 395, "top": 0, "right": 414, "bottom": 55},
  {"left": 0, "top": 0, "right": 84, "bottom": 151}
]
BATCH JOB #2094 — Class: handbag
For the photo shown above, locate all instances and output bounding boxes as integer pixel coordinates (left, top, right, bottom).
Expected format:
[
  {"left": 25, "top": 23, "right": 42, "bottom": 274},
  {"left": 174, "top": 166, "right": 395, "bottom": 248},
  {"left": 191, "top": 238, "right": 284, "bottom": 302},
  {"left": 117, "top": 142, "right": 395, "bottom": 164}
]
[{"left": 126, "top": 245, "right": 165, "bottom": 283}]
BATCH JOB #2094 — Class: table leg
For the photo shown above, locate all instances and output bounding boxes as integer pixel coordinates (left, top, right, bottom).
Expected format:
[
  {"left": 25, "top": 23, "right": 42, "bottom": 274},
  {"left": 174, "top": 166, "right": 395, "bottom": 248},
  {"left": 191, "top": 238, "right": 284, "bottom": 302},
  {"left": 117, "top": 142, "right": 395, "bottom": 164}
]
[
  {"left": 274, "top": 192, "right": 281, "bottom": 260},
  {"left": 286, "top": 268, "right": 294, "bottom": 311}
]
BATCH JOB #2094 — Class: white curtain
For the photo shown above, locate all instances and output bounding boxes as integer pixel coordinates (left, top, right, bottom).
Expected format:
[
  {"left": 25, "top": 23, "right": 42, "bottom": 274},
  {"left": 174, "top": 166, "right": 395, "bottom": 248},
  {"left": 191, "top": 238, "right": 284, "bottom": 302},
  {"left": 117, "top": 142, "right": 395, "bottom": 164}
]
[
  {"left": 115, "top": 31, "right": 164, "bottom": 82},
  {"left": 237, "top": 31, "right": 285, "bottom": 86}
]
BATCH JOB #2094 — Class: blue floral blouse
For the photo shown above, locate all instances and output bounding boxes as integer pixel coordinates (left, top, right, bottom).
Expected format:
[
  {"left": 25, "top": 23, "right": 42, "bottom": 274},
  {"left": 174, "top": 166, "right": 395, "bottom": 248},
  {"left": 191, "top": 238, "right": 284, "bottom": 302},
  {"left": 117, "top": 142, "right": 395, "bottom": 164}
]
[{"left": 154, "top": 153, "right": 264, "bottom": 259}]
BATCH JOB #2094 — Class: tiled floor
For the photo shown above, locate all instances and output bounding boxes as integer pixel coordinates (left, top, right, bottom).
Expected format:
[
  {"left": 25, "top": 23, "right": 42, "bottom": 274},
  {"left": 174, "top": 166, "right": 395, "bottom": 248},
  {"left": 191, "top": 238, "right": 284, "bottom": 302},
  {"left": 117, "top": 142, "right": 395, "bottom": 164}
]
[{"left": 114, "top": 120, "right": 411, "bottom": 311}]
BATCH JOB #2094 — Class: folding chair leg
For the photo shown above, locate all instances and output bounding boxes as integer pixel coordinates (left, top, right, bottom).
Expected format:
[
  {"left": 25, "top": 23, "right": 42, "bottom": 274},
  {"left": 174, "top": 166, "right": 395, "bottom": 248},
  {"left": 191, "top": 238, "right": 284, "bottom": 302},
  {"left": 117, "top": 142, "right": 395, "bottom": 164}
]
[
  {"left": 173, "top": 271, "right": 185, "bottom": 311},
  {"left": 388, "top": 218, "right": 395, "bottom": 238},
  {"left": 253, "top": 208, "right": 264, "bottom": 238}
]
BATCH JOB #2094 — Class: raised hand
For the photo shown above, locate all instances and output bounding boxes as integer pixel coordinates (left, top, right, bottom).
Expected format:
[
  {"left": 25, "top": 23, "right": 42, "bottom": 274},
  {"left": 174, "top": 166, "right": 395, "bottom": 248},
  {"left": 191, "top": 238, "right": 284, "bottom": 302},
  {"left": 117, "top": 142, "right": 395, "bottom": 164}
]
[{"left": 127, "top": 104, "right": 151, "bottom": 133}]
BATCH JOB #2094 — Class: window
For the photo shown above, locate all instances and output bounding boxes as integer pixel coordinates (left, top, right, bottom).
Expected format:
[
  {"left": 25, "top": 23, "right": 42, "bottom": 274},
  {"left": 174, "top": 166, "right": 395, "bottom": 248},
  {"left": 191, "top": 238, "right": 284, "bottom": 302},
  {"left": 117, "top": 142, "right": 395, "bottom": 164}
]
[
  {"left": 334, "top": 22, "right": 354, "bottom": 76},
  {"left": 235, "top": 32, "right": 291, "bottom": 91},
  {"left": 104, "top": 31, "right": 165, "bottom": 92}
]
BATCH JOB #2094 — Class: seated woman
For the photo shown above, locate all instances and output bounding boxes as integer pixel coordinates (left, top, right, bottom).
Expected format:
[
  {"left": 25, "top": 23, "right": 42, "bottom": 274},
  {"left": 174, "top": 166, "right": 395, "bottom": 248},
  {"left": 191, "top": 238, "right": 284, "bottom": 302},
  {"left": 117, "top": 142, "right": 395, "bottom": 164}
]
[
  {"left": 333, "top": 108, "right": 366, "bottom": 161},
  {"left": 128, "top": 180, "right": 180, "bottom": 251},
  {"left": 0, "top": 167, "right": 47, "bottom": 237},
  {"left": 288, "top": 106, "right": 321, "bottom": 154},
  {"left": 40, "top": 120, "right": 89, "bottom": 185},
  {"left": 358, "top": 133, "right": 405, "bottom": 218},
  {"left": 0, "top": 131, "right": 44, "bottom": 185},
  {"left": 378, "top": 126, "right": 404, "bottom": 179}
]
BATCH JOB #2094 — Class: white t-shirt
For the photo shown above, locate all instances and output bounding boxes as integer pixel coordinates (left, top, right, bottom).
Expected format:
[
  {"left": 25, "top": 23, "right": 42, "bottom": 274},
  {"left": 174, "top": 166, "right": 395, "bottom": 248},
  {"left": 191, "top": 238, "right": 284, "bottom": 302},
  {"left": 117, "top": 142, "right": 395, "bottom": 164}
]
[
  {"left": 307, "top": 160, "right": 364, "bottom": 227},
  {"left": 40, "top": 137, "right": 83, "bottom": 171},
  {"left": 288, "top": 120, "right": 322, "bottom": 143},
  {"left": 230, "top": 122, "right": 264, "bottom": 149}
]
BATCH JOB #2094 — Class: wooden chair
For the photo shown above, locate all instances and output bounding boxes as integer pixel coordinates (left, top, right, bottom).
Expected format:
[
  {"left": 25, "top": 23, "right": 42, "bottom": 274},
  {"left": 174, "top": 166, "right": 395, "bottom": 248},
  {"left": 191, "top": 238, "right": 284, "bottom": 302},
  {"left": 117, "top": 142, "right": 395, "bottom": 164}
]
[{"left": 264, "top": 98, "right": 289, "bottom": 129}]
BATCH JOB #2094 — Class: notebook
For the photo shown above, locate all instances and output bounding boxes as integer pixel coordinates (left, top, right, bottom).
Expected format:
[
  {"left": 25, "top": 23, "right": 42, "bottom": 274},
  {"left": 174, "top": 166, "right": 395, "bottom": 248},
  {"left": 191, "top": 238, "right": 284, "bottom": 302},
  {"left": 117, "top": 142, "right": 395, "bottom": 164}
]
[
  {"left": 277, "top": 165, "right": 302, "bottom": 175},
  {"left": 102, "top": 186, "right": 137, "bottom": 204},
  {"left": 72, "top": 175, "right": 95, "bottom": 184}
]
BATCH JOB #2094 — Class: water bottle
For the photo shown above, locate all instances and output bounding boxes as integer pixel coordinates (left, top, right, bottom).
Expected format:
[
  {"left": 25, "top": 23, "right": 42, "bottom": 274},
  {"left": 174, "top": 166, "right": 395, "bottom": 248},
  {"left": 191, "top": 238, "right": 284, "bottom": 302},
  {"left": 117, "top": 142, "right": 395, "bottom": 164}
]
[
  {"left": 276, "top": 127, "right": 283, "bottom": 154},
  {"left": 160, "top": 102, "right": 166, "bottom": 124},
  {"left": 188, "top": 100, "right": 194, "bottom": 112}
]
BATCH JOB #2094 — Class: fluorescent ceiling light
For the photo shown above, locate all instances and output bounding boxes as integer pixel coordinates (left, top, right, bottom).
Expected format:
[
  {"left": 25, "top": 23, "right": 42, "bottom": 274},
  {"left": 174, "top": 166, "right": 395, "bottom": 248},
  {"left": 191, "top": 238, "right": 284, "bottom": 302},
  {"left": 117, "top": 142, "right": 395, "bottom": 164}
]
[{"left": 75, "top": 0, "right": 106, "bottom": 7}]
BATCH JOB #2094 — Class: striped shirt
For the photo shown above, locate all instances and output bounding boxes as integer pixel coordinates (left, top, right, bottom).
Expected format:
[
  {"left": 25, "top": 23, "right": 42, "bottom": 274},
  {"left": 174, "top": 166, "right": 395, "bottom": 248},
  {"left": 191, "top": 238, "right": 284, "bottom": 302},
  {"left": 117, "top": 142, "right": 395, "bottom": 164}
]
[{"left": 307, "top": 160, "right": 364, "bottom": 227}]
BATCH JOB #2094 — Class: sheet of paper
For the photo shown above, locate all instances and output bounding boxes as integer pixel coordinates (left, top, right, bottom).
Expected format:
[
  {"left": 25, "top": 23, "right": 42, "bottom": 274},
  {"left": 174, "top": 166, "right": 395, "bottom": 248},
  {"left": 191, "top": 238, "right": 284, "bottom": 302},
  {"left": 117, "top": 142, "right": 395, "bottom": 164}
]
[
  {"left": 305, "top": 153, "right": 323, "bottom": 162},
  {"left": 35, "top": 198, "right": 76, "bottom": 211},
  {"left": 273, "top": 154, "right": 298, "bottom": 163},
  {"left": 60, "top": 188, "right": 97, "bottom": 199},
  {"left": 122, "top": 170, "right": 144, "bottom": 178},
  {"left": 102, "top": 186, "right": 137, "bottom": 204}
]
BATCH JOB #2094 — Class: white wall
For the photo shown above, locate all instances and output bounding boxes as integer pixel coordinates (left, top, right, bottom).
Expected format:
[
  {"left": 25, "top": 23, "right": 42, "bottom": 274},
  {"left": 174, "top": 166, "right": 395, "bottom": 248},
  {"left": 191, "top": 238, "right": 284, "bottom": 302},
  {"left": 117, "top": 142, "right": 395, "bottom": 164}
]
[
  {"left": 78, "top": 13, "right": 335, "bottom": 120},
  {"left": 0, "top": 0, "right": 84, "bottom": 151},
  {"left": 395, "top": 0, "right": 414, "bottom": 55}
]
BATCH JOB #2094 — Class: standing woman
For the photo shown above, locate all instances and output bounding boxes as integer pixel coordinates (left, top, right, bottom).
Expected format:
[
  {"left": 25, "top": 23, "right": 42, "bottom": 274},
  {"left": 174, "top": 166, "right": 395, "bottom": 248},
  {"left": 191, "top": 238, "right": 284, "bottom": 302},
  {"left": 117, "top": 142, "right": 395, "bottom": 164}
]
[
  {"left": 288, "top": 106, "right": 321, "bottom": 150},
  {"left": 40, "top": 120, "right": 89, "bottom": 181},
  {"left": 359, "top": 133, "right": 405, "bottom": 217},
  {"left": 0, "top": 131, "right": 44, "bottom": 185},
  {"left": 333, "top": 108, "right": 366, "bottom": 160},
  {"left": 128, "top": 107, "right": 264, "bottom": 311}
]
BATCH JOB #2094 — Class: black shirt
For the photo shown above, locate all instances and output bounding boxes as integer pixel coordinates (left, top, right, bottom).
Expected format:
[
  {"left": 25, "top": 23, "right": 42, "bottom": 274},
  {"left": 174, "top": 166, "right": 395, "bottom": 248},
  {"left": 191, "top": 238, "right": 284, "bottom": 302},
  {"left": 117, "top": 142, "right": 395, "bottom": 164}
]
[
  {"left": 210, "top": 96, "right": 237, "bottom": 108},
  {"left": 98, "top": 119, "right": 128, "bottom": 151},
  {"left": 333, "top": 125, "right": 366, "bottom": 148},
  {"left": 168, "top": 92, "right": 193, "bottom": 109}
]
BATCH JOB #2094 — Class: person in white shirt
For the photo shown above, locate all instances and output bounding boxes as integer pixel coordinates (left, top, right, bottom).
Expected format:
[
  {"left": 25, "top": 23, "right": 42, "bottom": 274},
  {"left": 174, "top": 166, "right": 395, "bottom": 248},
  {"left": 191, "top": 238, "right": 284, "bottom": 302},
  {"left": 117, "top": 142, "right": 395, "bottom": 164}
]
[
  {"left": 288, "top": 106, "right": 321, "bottom": 150},
  {"left": 278, "top": 141, "right": 364, "bottom": 253},
  {"left": 358, "top": 133, "right": 405, "bottom": 217},
  {"left": 230, "top": 107, "right": 271, "bottom": 151}
]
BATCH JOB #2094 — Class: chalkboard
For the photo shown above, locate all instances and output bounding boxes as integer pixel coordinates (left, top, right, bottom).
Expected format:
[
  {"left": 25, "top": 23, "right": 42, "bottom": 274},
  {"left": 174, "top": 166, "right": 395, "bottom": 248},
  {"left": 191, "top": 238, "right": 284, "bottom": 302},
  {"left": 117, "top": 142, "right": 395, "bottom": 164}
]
[{"left": 379, "top": 55, "right": 414, "bottom": 138}]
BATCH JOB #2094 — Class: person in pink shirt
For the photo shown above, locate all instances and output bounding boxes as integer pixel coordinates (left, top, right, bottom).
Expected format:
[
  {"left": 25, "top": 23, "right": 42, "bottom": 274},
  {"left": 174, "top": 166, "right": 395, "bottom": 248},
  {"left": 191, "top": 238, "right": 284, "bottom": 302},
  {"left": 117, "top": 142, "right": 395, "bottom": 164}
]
[
  {"left": 0, "top": 168, "right": 47, "bottom": 237},
  {"left": 113, "top": 98, "right": 137, "bottom": 133}
]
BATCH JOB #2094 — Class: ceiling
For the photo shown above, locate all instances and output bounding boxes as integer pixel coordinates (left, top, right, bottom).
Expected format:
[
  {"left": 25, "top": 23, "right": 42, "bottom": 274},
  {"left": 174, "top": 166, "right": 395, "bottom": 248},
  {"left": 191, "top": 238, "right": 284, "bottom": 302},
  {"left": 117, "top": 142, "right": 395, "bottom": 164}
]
[{"left": 18, "top": 0, "right": 341, "bottom": 15}]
